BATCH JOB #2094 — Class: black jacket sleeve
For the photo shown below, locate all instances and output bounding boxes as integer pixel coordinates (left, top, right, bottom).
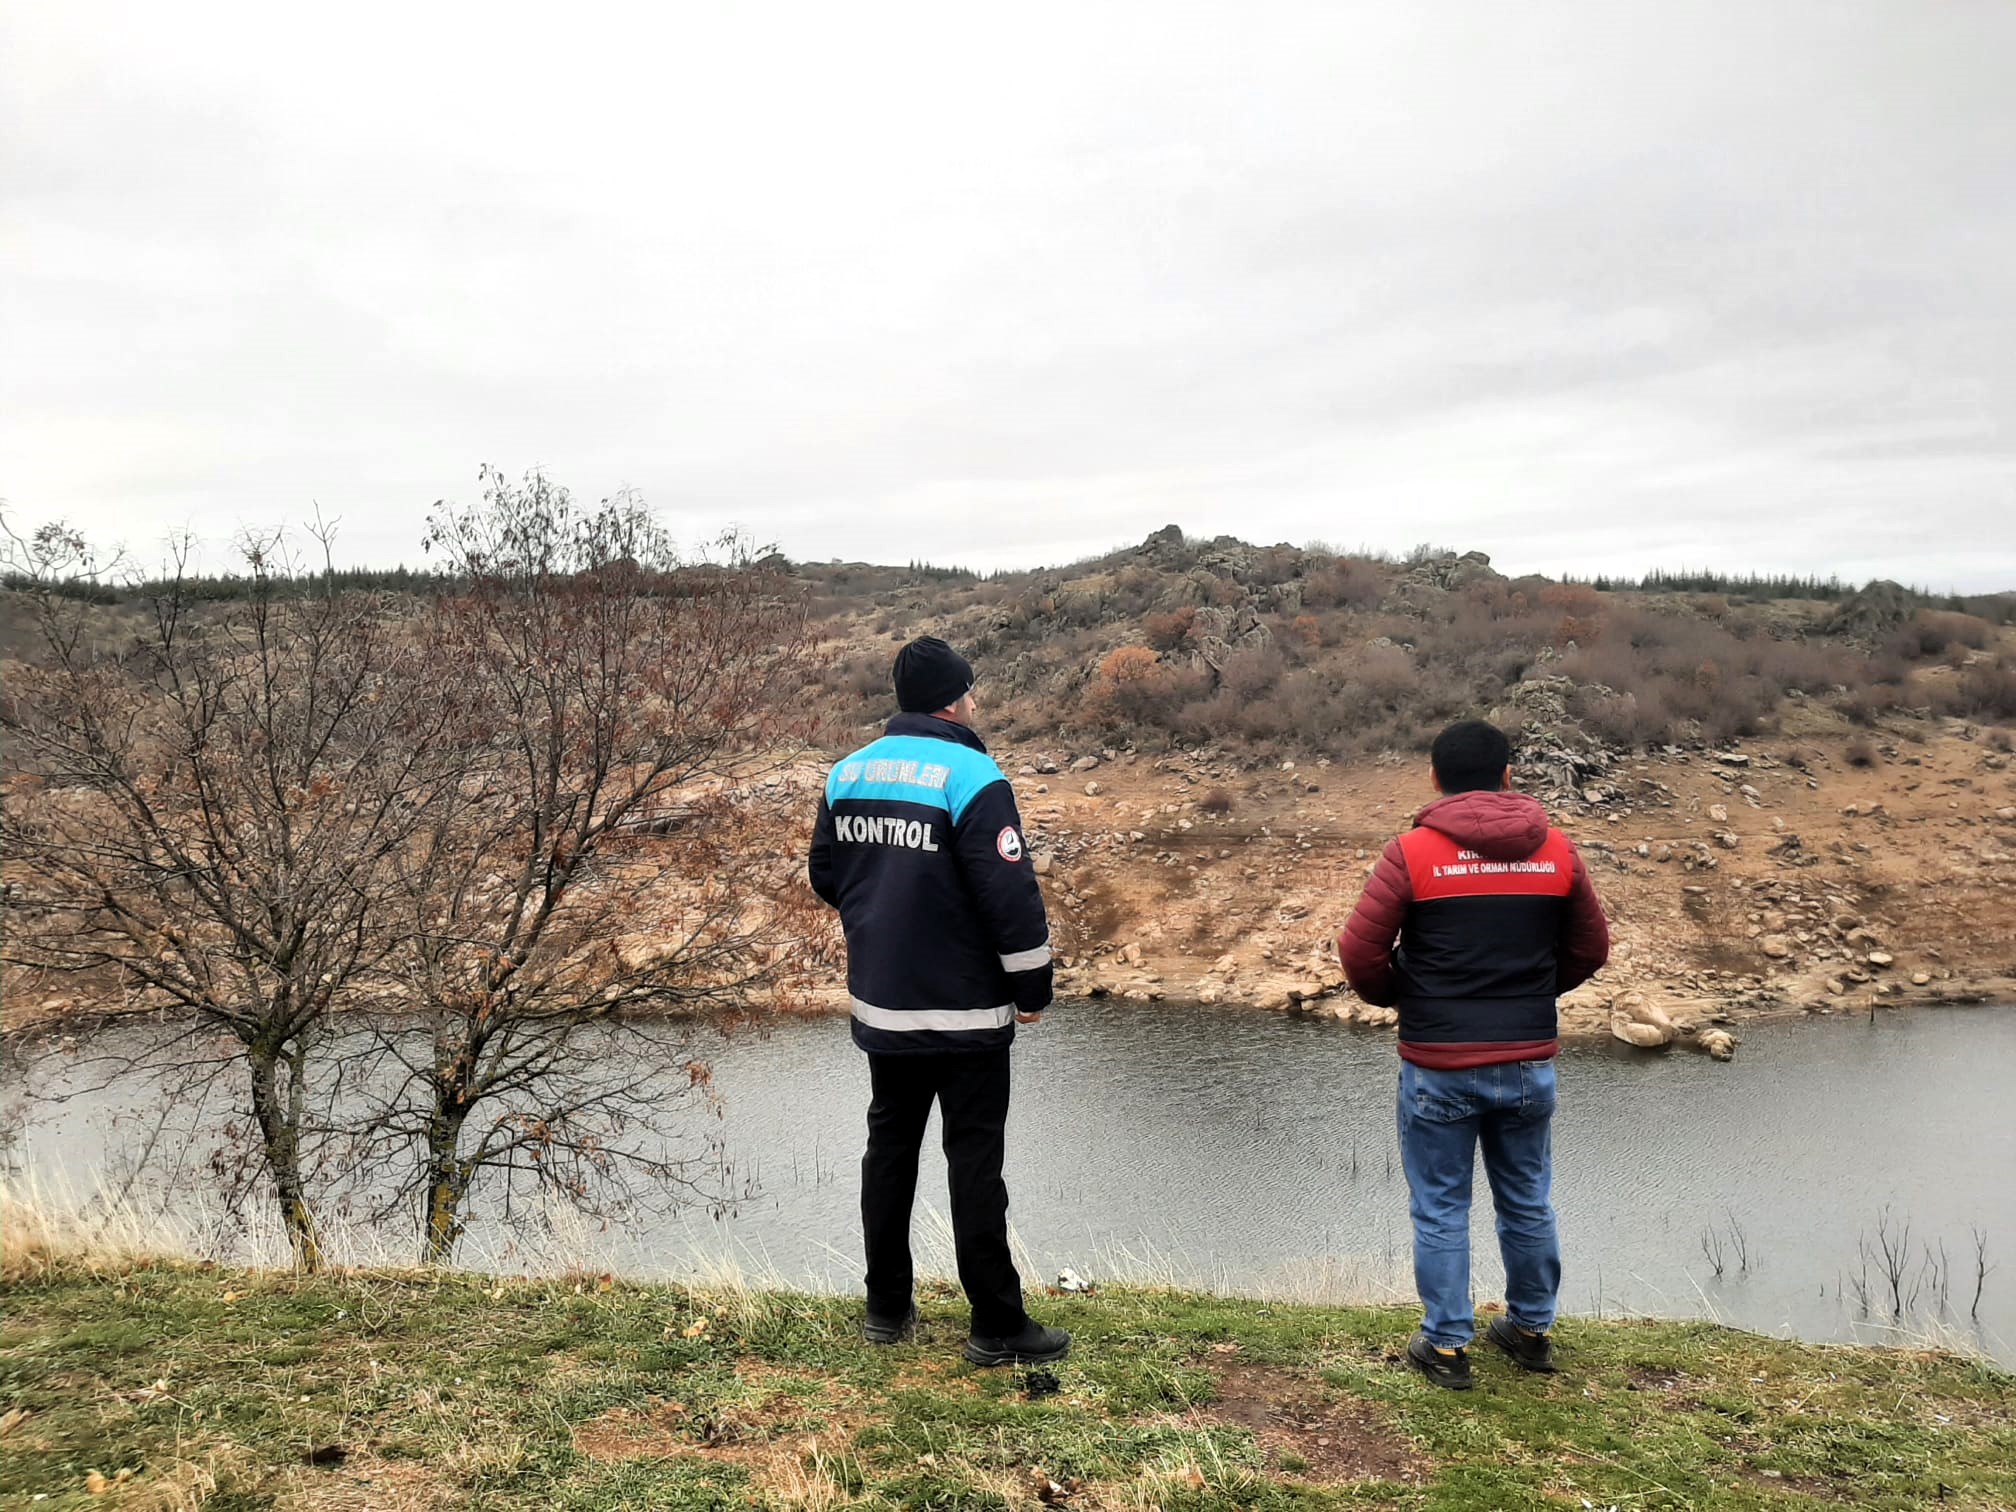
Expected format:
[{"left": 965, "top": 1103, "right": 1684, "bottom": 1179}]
[
  {"left": 808, "top": 796, "right": 839, "bottom": 907},
  {"left": 952, "top": 778, "right": 1053, "bottom": 1014}
]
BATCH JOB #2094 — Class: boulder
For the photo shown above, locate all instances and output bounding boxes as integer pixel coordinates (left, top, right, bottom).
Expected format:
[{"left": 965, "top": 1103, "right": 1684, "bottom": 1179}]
[
  {"left": 1612, "top": 1019, "right": 1674, "bottom": 1049},
  {"left": 1698, "top": 1028, "right": 1737, "bottom": 1061},
  {"left": 1083, "top": 781, "right": 1103, "bottom": 797},
  {"left": 1610, "top": 993, "right": 1676, "bottom": 1047},
  {"left": 1827, "top": 580, "right": 1914, "bottom": 640},
  {"left": 1070, "top": 755, "right": 1101, "bottom": 773},
  {"left": 1760, "top": 934, "right": 1794, "bottom": 960},
  {"left": 1617, "top": 992, "right": 1675, "bottom": 1033},
  {"left": 1866, "top": 950, "right": 1894, "bottom": 968}
]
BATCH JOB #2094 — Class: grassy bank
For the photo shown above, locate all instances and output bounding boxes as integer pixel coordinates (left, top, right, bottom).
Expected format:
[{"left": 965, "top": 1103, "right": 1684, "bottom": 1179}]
[{"left": 0, "top": 1260, "right": 2011, "bottom": 1511}]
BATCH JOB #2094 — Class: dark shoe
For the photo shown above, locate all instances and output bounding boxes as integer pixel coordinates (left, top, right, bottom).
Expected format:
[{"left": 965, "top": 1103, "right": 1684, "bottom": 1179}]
[
  {"left": 1406, "top": 1330, "right": 1474, "bottom": 1390},
  {"left": 963, "top": 1320, "right": 1071, "bottom": 1367},
  {"left": 863, "top": 1305, "right": 917, "bottom": 1346},
  {"left": 1487, "top": 1316, "right": 1558, "bottom": 1373}
]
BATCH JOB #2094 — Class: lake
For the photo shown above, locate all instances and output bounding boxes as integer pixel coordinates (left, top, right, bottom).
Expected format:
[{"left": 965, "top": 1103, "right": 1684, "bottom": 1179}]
[{"left": 9, "top": 1000, "right": 2013, "bottom": 1364}]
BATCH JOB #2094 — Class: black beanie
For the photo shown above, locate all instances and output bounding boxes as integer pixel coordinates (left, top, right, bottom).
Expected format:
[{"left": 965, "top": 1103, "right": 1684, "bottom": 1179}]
[{"left": 892, "top": 636, "right": 975, "bottom": 714}]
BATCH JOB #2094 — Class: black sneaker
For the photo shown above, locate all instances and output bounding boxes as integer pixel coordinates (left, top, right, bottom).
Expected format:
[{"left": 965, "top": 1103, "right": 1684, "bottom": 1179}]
[
  {"left": 1405, "top": 1330, "right": 1474, "bottom": 1391},
  {"left": 1487, "top": 1316, "right": 1558, "bottom": 1373},
  {"left": 862, "top": 1305, "right": 917, "bottom": 1346},
  {"left": 963, "top": 1321, "right": 1071, "bottom": 1367}
]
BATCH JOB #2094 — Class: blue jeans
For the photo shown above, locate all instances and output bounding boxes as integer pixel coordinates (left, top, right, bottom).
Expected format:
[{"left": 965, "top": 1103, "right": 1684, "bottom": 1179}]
[{"left": 1396, "top": 1058, "right": 1561, "bottom": 1348}]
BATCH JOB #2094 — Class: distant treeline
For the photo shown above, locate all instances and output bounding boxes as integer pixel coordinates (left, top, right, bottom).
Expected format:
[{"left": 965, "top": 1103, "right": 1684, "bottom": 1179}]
[
  {"left": 8, "top": 556, "right": 2012, "bottom": 625},
  {"left": 1555, "top": 568, "right": 2014, "bottom": 621},
  {"left": 0, "top": 564, "right": 454, "bottom": 605},
  {"left": 1574, "top": 568, "right": 1861, "bottom": 600}
]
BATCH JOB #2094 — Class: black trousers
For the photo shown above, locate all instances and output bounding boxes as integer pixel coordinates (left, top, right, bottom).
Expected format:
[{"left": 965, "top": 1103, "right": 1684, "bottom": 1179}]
[{"left": 862, "top": 1049, "right": 1028, "bottom": 1337}]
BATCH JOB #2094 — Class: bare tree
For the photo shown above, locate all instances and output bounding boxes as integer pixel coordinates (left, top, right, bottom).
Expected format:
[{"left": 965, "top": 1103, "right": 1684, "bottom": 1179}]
[
  {"left": 1870, "top": 1208, "right": 1914, "bottom": 1318},
  {"left": 1699, "top": 1224, "right": 1726, "bottom": 1279},
  {"left": 352, "top": 469, "right": 821, "bottom": 1262},
  {"left": 1, "top": 521, "right": 456, "bottom": 1267},
  {"left": 1724, "top": 1207, "right": 1751, "bottom": 1276}
]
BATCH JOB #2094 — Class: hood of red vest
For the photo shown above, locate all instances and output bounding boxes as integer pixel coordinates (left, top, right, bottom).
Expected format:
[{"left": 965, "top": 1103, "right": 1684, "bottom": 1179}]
[{"left": 1414, "top": 790, "right": 1552, "bottom": 860}]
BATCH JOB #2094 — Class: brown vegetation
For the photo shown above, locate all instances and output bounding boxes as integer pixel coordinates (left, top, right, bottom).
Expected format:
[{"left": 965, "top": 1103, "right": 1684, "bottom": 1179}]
[
  {"left": 788, "top": 530, "right": 2013, "bottom": 762},
  {"left": 0, "top": 475, "right": 817, "bottom": 1267}
]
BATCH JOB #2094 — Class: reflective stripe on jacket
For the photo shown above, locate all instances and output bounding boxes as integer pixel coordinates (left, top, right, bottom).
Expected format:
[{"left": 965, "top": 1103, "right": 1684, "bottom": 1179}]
[{"left": 809, "top": 714, "right": 1053, "bottom": 1054}]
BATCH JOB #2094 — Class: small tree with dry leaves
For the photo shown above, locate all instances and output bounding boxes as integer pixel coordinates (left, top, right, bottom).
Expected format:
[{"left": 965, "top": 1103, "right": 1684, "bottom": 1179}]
[
  {"left": 0, "top": 520, "right": 461, "bottom": 1267},
  {"left": 346, "top": 468, "right": 822, "bottom": 1262}
]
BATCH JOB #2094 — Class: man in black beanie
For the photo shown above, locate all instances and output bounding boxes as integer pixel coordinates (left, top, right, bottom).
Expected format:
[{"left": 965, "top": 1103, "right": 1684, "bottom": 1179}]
[{"left": 809, "top": 636, "right": 1069, "bottom": 1366}]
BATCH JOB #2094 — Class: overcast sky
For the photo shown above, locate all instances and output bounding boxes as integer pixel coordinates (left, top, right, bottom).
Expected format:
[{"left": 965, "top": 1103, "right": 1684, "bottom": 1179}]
[{"left": 4, "top": 2, "right": 2013, "bottom": 590}]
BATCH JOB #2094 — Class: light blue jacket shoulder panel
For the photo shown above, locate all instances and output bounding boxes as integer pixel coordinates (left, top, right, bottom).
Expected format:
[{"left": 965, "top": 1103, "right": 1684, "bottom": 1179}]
[{"left": 827, "top": 734, "right": 1005, "bottom": 822}]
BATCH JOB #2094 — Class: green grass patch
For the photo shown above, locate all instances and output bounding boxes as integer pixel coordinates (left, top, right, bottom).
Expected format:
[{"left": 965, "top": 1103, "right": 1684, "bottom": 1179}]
[{"left": 0, "top": 1262, "right": 2009, "bottom": 1509}]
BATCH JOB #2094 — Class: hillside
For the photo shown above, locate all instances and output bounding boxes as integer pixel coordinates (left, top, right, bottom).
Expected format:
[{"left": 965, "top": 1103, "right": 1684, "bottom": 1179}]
[
  {"left": 4, "top": 530, "right": 2014, "bottom": 1052},
  {"left": 797, "top": 532, "right": 2016, "bottom": 1049}
]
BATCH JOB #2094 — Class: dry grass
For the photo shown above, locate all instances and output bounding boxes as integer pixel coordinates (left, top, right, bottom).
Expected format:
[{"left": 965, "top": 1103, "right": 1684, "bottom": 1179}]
[{"left": 0, "top": 1176, "right": 175, "bottom": 1283}]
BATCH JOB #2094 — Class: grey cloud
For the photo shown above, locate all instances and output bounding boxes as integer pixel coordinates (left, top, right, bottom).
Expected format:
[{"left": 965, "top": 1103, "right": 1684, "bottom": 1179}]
[{"left": 3, "top": 1, "right": 2013, "bottom": 591}]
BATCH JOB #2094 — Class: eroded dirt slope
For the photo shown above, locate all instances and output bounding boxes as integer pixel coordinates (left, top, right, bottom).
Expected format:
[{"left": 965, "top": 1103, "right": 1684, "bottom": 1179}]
[{"left": 929, "top": 721, "right": 2016, "bottom": 1053}]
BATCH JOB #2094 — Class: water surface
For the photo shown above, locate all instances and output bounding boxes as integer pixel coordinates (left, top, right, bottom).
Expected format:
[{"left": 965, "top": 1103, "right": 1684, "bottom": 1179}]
[{"left": 12, "top": 1000, "right": 2013, "bottom": 1363}]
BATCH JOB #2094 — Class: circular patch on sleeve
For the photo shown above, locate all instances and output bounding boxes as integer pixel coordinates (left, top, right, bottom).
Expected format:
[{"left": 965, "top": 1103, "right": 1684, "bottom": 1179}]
[{"left": 996, "top": 826, "right": 1024, "bottom": 862}]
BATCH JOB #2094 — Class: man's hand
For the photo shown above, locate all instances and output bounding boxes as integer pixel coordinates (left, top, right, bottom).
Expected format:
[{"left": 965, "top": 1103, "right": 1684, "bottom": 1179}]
[{"left": 1016, "top": 1011, "right": 1044, "bottom": 1024}]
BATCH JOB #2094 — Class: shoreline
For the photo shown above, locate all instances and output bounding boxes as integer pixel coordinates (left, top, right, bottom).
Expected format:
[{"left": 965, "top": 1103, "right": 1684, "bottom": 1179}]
[{"left": 12, "top": 971, "right": 2014, "bottom": 1052}]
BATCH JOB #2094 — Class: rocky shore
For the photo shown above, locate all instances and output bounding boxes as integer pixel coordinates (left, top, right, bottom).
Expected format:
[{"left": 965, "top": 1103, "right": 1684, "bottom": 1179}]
[{"left": 995, "top": 722, "right": 2016, "bottom": 1062}]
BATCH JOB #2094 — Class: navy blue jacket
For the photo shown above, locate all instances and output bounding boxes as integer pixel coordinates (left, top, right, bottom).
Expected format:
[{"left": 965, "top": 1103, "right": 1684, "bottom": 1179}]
[{"left": 809, "top": 714, "right": 1053, "bottom": 1054}]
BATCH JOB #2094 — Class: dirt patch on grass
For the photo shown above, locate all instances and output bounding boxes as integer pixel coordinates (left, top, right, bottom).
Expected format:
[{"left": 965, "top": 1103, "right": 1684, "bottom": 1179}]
[
  {"left": 572, "top": 1400, "right": 859, "bottom": 1507},
  {"left": 572, "top": 1363, "right": 862, "bottom": 1474},
  {"left": 573, "top": 1399, "right": 707, "bottom": 1461},
  {"left": 278, "top": 1456, "right": 456, "bottom": 1511},
  {"left": 1625, "top": 1365, "right": 1687, "bottom": 1392},
  {"left": 1739, "top": 1466, "right": 1851, "bottom": 1502},
  {"left": 1199, "top": 1363, "right": 1427, "bottom": 1485}
]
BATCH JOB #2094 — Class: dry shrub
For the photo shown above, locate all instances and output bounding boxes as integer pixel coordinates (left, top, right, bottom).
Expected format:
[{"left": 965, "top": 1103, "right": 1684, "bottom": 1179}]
[
  {"left": 1197, "top": 787, "right": 1234, "bottom": 815},
  {"left": 1142, "top": 606, "right": 1197, "bottom": 651},
  {"left": 1539, "top": 582, "right": 1604, "bottom": 617},
  {"left": 1218, "top": 645, "right": 1285, "bottom": 702},
  {"left": 1083, "top": 646, "right": 1208, "bottom": 736},
  {"left": 1092, "top": 644, "right": 1159, "bottom": 688},
  {"left": 1987, "top": 727, "right": 2015, "bottom": 753},
  {"left": 1845, "top": 737, "right": 1878, "bottom": 768},
  {"left": 1888, "top": 610, "right": 1994, "bottom": 661},
  {"left": 1929, "top": 660, "right": 2016, "bottom": 721},
  {"left": 1301, "top": 557, "right": 1387, "bottom": 611},
  {"left": 1840, "top": 685, "right": 1901, "bottom": 727},
  {"left": 1572, "top": 688, "right": 1665, "bottom": 749},
  {"left": 1187, "top": 649, "right": 1462, "bottom": 756}
]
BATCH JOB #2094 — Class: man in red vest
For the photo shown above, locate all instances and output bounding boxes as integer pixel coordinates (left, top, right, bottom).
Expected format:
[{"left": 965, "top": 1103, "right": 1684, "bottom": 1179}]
[{"left": 1340, "top": 719, "right": 1609, "bottom": 1389}]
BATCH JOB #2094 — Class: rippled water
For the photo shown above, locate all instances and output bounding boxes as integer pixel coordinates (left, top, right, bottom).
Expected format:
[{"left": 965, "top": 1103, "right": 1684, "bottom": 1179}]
[
  {"left": 12, "top": 1001, "right": 2014, "bottom": 1362},
  {"left": 674, "top": 999, "right": 2016, "bottom": 1361}
]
